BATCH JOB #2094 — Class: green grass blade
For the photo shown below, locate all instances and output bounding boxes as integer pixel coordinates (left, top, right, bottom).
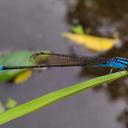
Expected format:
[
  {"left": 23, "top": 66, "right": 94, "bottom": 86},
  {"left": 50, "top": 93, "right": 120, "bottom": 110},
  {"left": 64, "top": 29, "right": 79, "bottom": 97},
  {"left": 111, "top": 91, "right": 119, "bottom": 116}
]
[{"left": 0, "top": 71, "right": 127, "bottom": 125}]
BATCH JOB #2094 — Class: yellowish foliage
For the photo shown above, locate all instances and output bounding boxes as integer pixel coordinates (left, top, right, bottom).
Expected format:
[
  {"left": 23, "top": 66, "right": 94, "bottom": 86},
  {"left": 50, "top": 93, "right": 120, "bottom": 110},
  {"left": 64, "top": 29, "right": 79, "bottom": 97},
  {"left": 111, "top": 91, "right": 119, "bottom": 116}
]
[
  {"left": 6, "top": 98, "right": 18, "bottom": 109},
  {"left": 62, "top": 32, "right": 119, "bottom": 52},
  {"left": 14, "top": 70, "right": 32, "bottom": 84}
]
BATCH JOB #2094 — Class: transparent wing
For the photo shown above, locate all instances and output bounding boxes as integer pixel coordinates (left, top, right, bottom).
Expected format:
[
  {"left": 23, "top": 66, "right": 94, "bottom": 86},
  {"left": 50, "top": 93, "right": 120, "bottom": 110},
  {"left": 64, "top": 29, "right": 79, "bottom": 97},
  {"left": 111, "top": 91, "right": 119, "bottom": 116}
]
[{"left": 30, "top": 52, "right": 108, "bottom": 67}]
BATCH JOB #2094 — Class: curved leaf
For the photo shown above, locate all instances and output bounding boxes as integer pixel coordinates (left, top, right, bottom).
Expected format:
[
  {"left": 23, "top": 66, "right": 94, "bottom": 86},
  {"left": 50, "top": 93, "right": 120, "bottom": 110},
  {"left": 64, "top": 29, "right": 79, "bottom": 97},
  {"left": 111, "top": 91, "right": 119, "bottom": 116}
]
[
  {"left": 62, "top": 32, "right": 120, "bottom": 52},
  {"left": 0, "top": 71, "right": 127, "bottom": 125}
]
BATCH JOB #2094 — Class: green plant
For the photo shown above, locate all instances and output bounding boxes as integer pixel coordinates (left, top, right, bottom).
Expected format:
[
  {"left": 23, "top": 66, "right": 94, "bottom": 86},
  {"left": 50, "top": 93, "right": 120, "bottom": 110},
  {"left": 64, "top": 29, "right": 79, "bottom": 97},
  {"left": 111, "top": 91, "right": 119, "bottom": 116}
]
[{"left": 0, "top": 71, "right": 127, "bottom": 125}]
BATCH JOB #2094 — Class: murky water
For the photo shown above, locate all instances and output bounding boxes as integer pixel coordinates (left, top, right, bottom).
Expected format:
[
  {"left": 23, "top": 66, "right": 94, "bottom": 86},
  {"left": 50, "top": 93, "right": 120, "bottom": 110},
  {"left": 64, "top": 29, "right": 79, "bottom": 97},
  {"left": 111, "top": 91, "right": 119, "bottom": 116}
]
[{"left": 0, "top": 0, "right": 128, "bottom": 128}]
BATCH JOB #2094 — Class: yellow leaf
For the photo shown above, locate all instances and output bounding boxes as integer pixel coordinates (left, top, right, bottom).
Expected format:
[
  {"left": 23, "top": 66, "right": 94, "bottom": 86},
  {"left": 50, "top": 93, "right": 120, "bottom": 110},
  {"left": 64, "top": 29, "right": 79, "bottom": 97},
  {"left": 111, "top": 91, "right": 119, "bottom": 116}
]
[
  {"left": 14, "top": 70, "right": 32, "bottom": 84},
  {"left": 62, "top": 32, "right": 120, "bottom": 52}
]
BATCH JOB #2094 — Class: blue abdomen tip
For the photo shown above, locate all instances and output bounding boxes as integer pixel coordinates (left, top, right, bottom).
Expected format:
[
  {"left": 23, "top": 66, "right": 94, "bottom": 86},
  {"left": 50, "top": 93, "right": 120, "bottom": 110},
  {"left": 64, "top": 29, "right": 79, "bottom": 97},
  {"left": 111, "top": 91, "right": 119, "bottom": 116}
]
[{"left": 0, "top": 66, "right": 4, "bottom": 70}]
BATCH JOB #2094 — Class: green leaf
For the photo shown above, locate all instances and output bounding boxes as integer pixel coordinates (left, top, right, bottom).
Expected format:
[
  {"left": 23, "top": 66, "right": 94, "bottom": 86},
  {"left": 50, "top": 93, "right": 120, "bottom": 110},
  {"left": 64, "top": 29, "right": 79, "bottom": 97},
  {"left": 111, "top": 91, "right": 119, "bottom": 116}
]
[
  {"left": 0, "top": 51, "right": 33, "bottom": 82},
  {"left": 6, "top": 98, "right": 18, "bottom": 109},
  {"left": 0, "top": 51, "right": 50, "bottom": 83},
  {"left": 72, "top": 25, "right": 85, "bottom": 34},
  {"left": 0, "top": 71, "right": 127, "bottom": 125}
]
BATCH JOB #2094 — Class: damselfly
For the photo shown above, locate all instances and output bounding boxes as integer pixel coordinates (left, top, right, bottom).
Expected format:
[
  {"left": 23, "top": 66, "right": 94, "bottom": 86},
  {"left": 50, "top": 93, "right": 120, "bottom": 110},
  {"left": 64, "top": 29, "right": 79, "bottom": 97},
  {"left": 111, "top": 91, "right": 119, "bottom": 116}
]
[{"left": 0, "top": 52, "right": 128, "bottom": 71}]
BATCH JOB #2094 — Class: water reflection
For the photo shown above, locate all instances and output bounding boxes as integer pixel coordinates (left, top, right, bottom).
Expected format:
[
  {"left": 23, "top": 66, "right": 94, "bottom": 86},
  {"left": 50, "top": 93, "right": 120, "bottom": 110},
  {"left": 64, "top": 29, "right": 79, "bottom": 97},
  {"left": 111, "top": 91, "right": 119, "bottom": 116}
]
[
  {"left": 66, "top": 0, "right": 128, "bottom": 40},
  {"left": 65, "top": 0, "right": 128, "bottom": 127}
]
